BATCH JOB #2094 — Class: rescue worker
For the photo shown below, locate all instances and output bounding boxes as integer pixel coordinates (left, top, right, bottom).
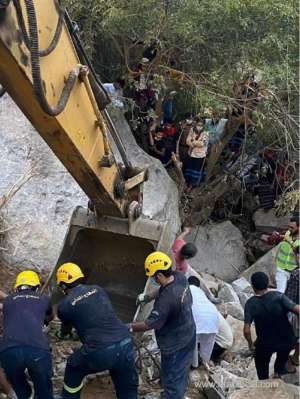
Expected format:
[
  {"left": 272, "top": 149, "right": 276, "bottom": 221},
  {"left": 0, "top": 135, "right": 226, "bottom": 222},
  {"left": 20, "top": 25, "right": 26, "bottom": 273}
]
[
  {"left": 130, "top": 252, "right": 196, "bottom": 399},
  {"left": 275, "top": 216, "right": 300, "bottom": 292},
  {"left": 0, "top": 270, "right": 53, "bottom": 399},
  {"left": 56, "top": 262, "right": 138, "bottom": 399}
]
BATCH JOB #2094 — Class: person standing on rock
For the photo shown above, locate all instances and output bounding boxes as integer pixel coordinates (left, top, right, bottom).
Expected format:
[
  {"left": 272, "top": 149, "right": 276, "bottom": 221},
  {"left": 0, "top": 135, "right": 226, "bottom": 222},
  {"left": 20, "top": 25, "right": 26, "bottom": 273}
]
[
  {"left": 188, "top": 276, "right": 219, "bottom": 369},
  {"left": 183, "top": 122, "right": 209, "bottom": 188},
  {"left": 275, "top": 216, "right": 300, "bottom": 293},
  {"left": 130, "top": 251, "right": 196, "bottom": 399},
  {"left": 56, "top": 263, "right": 138, "bottom": 399},
  {"left": 0, "top": 270, "right": 54, "bottom": 399},
  {"left": 172, "top": 227, "right": 220, "bottom": 304},
  {"left": 243, "top": 271, "right": 300, "bottom": 380},
  {"left": 172, "top": 226, "right": 197, "bottom": 275}
]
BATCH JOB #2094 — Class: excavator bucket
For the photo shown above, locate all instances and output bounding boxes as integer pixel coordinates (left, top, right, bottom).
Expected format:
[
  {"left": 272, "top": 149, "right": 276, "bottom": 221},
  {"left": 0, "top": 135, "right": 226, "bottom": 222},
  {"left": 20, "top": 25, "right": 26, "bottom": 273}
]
[{"left": 51, "top": 206, "right": 171, "bottom": 323}]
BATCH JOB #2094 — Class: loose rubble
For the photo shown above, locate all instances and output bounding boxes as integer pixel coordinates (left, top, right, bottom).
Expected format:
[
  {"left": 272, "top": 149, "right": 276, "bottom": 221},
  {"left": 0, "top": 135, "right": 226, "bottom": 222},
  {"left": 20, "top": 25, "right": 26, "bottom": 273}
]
[{"left": 50, "top": 261, "right": 298, "bottom": 399}]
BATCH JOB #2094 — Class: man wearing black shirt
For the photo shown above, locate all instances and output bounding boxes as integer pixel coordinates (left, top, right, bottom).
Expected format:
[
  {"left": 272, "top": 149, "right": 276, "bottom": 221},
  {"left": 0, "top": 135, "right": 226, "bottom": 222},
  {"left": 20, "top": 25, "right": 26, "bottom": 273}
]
[
  {"left": 130, "top": 251, "right": 196, "bottom": 399},
  {"left": 244, "top": 272, "right": 299, "bottom": 380},
  {"left": 56, "top": 262, "right": 138, "bottom": 399}
]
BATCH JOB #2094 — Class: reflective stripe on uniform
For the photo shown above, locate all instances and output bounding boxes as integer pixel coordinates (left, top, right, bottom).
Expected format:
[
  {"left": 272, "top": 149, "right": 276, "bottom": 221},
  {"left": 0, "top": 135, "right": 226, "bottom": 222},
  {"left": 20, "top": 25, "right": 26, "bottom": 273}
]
[
  {"left": 276, "top": 239, "right": 300, "bottom": 271},
  {"left": 277, "top": 256, "right": 298, "bottom": 266},
  {"left": 63, "top": 381, "right": 83, "bottom": 394}
]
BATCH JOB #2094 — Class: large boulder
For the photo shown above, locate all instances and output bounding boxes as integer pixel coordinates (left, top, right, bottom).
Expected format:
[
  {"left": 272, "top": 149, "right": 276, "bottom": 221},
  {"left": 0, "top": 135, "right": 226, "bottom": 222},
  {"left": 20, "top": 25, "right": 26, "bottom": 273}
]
[
  {"left": 0, "top": 96, "right": 180, "bottom": 270},
  {"left": 231, "top": 277, "right": 254, "bottom": 308},
  {"left": 218, "top": 302, "right": 244, "bottom": 321},
  {"left": 241, "top": 245, "right": 279, "bottom": 286},
  {"left": 110, "top": 106, "right": 180, "bottom": 237},
  {"left": 188, "top": 222, "right": 248, "bottom": 282},
  {"left": 226, "top": 315, "right": 256, "bottom": 354},
  {"left": 231, "top": 277, "right": 253, "bottom": 295},
  {"left": 0, "top": 95, "right": 87, "bottom": 270},
  {"left": 253, "top": 208, "right": 290, "bottom": 233},
  {"left": 218, "top": 283, "right": 240, "bottom": 303}
]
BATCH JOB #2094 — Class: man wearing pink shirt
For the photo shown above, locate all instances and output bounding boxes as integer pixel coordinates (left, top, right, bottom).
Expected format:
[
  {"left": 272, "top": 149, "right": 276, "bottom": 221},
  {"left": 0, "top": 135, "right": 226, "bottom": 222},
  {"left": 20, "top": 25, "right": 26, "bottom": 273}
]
[
  {"left": 172, "top": 227, "right": 197, "bottom": 274},
  {"left": 172, "top": 227, "right": 220, "bottom": 305}
]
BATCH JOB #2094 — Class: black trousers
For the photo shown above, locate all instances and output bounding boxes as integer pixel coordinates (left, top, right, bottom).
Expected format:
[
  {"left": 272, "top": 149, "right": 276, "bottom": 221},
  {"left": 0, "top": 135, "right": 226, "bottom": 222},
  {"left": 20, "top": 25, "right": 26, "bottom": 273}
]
[
  {"left": 0, "top": 346, "right": 53, "bottom": 399},
  {"left": 211, "top": 342, "right": 226, "bottom": 361},
  {"left": 254, "top": 347, "right": 290, "bottom": 380}
]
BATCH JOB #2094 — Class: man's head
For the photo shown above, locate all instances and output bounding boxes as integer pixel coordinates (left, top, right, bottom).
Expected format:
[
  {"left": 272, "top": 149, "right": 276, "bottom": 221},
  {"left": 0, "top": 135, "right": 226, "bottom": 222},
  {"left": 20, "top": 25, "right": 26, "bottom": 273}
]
[
  {"left": 56, "top": 262, "right": 84, "bottom": 292},
  {"left": 144, "top": 251, "right": 173, "bottom": 286},
  {"left": 288, "top": 216, "right": 299, "bottom": 235},
  {"left": 164, "top": 118, "right": 174, "bottom": 127},
  {"left": 180, "top": 243, "right": 197, "bottom": 260},
  {"left": 168, "top": 90, "right": 177, "bottom": 99},
  {"left": 15, "top": 270, "right": 41, "bottom": 292},
  {"left": 184, "top": 112, "right": 193, "bottom": 125},
  {"left": 188, "top": 276, "right": 200, "bottom": 287},
  {"left": 114, "top": 78, "right": 125, "bottom": 90},
  {"left": 154, "top": 130, "right": 164, "bottom": 141},
  {"left": 251, "top": 272, "right": 269, "bottom": 292}
]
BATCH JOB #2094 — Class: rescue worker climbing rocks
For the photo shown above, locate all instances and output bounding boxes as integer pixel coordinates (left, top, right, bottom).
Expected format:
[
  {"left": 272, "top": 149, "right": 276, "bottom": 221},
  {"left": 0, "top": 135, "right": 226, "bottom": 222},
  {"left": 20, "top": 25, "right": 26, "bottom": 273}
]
[
  {"left": 0, "top": 270, "right": 54, "bottom": 399},
  {"left": 130, "top": 251, "right": 196, "bottom": 399},
  {"left": 56, "top": 262, "right": 138, "bottom": 399}
]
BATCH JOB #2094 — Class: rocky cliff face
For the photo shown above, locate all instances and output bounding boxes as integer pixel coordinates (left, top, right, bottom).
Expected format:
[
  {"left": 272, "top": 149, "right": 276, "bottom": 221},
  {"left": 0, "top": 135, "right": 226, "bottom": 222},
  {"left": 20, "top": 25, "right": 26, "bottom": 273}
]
[
  {"left": 0, "top": 94, "right": 87, "bottom": 270},
  {"left": 0, "top": 97, "right": 180, "bottom": 271}
]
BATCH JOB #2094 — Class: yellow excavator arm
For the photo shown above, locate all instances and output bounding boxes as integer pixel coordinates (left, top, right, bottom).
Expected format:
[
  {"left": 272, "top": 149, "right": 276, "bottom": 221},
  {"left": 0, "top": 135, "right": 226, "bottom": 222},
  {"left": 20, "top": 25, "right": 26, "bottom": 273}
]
[
  {"left": 0, "top": 0, "right": 174, "bottom": 325},
  {"left": 0, "top": 0, "right": 144, "bottom": 218}
]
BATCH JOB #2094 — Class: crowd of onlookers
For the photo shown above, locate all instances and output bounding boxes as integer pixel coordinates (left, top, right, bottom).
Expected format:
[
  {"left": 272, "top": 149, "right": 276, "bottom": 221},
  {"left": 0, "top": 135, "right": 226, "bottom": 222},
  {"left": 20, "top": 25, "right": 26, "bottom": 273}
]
[
  {"left": 103, "top": 50, "right": 295, "bottom": 213},
  {"left": 104, "top": 60, "right": 228, "bottom": 189}
]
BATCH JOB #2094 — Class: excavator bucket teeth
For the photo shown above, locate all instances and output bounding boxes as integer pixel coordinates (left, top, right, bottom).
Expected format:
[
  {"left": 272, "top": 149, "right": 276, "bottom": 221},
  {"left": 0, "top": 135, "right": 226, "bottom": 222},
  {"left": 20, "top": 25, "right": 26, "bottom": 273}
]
[{"left": 51, "top": 207, "right": 159, "bottom": 322}]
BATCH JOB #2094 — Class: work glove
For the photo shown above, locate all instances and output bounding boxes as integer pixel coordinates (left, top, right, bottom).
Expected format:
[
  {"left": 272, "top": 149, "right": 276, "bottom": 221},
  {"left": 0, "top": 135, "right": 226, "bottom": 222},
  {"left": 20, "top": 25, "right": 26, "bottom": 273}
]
[
  {"left": 136, "top": 293, "right": 152, "bottom": 306},
  {"left": 126, "top": 323, "right": 133, "bottom": 333}
]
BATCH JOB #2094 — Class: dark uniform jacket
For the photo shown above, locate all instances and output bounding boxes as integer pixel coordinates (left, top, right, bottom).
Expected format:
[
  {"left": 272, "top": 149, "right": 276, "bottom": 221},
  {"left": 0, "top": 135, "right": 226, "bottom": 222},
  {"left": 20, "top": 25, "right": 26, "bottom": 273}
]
[
  {"left": 58, "top": 284, "right": 129, "bottom": 351},
  {"left": 0, "top": 289, "right": 51, "bottom": 352},
  {"left": 146, "top": 272, "right": 195, "bottom": 355}
]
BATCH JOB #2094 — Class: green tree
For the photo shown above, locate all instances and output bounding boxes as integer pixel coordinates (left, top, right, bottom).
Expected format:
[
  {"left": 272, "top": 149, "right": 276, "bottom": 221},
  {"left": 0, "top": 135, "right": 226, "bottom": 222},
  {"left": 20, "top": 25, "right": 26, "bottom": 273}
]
[{"left": 65, "top": 0, "right": 298, "bottom": 148}]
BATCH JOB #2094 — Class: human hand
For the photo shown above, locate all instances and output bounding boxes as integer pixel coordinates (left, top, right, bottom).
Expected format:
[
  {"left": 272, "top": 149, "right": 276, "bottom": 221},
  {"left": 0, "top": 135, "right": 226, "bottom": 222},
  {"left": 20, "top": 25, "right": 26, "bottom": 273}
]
[
  {"left": 136, "top": 293, "right": 152, "bottom": 306},
  {"left": 183, "top": 226, "right": 192, "bottom": 235}
]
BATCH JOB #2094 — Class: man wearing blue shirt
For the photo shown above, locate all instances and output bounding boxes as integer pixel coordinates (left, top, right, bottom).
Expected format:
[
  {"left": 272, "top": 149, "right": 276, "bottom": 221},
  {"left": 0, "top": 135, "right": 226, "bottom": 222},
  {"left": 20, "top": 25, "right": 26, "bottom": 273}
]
[
  {"left": 56, "top": 262, "right": 138, "bottom": 399},
  {"left": 0, "top": 270, "right": 53, "bottom": 399},
  {"left": 130, "top": 251, "right": 196, "bottom": 399}
]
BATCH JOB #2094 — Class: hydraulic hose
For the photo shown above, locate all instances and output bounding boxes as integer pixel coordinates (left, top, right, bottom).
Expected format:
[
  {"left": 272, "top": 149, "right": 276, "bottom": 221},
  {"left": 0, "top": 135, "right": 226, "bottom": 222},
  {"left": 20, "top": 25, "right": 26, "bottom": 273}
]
[
  {"left": 65, "top": 10, "right": 132, "bottom": 170},
  {"left": 13, "top": 0, "right": 64, "bottom": 57},
  {"left": 23, "top": 0, "right": 78, "bottom": 116},
  {"left": 64, "top": 10, "right": 111, "bottom": 108}
]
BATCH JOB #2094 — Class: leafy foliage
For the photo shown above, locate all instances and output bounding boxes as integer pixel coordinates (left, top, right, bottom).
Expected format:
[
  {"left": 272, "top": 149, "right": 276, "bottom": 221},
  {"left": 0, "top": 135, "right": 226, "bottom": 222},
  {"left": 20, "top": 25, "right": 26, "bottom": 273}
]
[{"left": 65, "top": 0, "right": 299, "bottom": 148}]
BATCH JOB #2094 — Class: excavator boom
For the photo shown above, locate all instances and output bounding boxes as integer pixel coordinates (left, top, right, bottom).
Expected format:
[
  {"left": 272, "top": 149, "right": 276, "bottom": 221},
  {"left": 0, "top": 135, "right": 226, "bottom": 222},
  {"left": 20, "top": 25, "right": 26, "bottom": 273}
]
[
  {"left": 0, "top": 0, "right": 175, "bottom": 328},
  {"left": 0, "top": 0, "right": 141, "bottom": 218}
]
